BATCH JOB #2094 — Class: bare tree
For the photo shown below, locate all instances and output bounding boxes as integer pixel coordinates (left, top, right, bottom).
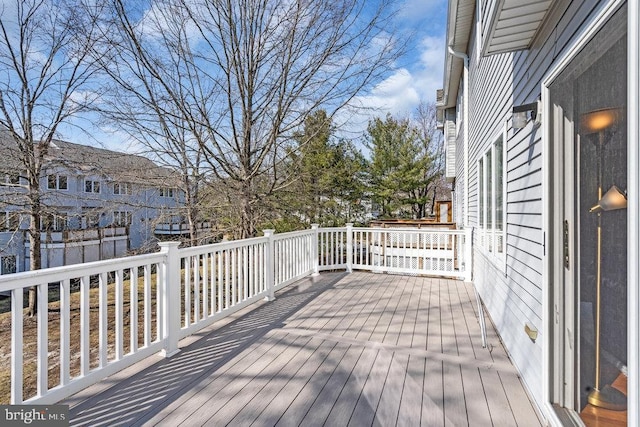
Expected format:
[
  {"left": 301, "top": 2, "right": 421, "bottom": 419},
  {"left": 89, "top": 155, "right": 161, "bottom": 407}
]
[
  {"left": 413, "top": 101, "right": 447, "bottom": 218},
  {"left": 101, "top": 0, "right": 401, "bottom": 238},
  {"left": 94, "top": 0, "right": 211, "bottom": 246},
  {"left": 0, "top": 0, "right": 104, "bottom": 314}
]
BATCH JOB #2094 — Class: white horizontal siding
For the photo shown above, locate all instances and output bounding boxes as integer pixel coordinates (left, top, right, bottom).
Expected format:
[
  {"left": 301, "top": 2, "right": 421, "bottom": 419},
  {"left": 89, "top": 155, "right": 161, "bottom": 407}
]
[{"left": 462, "top": 0, "right": 605, "bottom": 414}]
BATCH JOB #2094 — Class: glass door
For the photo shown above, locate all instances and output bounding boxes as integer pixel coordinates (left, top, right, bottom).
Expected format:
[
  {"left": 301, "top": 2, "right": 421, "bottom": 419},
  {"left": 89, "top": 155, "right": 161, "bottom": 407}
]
[{"left": 549, "top": 4, "right": 628, "bottom": 425}]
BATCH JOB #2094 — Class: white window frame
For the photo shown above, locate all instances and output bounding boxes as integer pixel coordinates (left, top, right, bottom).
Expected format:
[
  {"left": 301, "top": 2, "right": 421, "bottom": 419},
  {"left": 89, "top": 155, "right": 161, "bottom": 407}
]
[
  {"left": 159, "top": 187, "right": 174, "bottom": 198},
  {"left": 85, "top": 179, "right": 101, "bottom": 193},
  {"left": 1, "top": 255, "right": 17, "bottom": 275},
  {"left": 1, "top": 211, "right": 20, "bottom": 232},
  {"left": 112, "top": 211, "right": 132, "bottom": 227},
  {"left": 113, "top": 182, "right": 131, "bottom": 195},
  {"left": 477, "top": 126, "right": 506, "bottom": 266},
  {"left": 47, "top": 174, "right": 68, "bottom": 190},
  {"left": 41, "top": 212, "right": 68, "bottom": 232}
]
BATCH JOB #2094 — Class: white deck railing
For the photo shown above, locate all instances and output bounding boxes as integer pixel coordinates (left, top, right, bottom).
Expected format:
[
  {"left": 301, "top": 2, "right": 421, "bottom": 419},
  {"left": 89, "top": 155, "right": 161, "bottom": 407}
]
[{"left": 0, "top": 225, "right": 471, "bottom": 405}]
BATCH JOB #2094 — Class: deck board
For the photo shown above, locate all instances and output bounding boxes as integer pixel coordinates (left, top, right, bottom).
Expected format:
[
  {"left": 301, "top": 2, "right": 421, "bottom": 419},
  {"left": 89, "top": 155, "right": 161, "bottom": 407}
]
[{"left": 65, "top": 271, "right": 543, "bottom": 426}]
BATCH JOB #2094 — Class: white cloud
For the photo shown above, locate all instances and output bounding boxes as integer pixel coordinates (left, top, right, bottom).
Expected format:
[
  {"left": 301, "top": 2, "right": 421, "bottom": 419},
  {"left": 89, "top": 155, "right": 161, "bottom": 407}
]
[
  {"left": 337, "top": 32, "right": 446, "bottom": 138},
  {"left": 413, "top": 34, "right": 446, "bottom": 100}
]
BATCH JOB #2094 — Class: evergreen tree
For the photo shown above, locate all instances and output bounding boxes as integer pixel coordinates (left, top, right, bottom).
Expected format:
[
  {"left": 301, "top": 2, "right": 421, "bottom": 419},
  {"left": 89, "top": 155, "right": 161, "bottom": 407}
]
[{"left": 365, "top": 112, "right": 440, "bottom": 219}]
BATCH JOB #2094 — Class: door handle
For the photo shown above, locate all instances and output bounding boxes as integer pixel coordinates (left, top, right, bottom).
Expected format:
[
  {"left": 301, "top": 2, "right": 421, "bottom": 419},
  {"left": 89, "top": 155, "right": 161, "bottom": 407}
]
[{"left": 563, "top": 220, "right": 570, "bottom": 270}]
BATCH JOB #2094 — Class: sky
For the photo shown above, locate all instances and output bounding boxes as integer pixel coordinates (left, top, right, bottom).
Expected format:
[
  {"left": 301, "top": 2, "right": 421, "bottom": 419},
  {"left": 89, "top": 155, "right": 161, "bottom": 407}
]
[
  {"left": 94, "top": 0, "right": 448, "bottom": 153},
  {"left": 1, "top": 0, "right": 449, "bottom": 154},
  {"left": 357, "top": 0, "right": 448, "bottom": 116}
]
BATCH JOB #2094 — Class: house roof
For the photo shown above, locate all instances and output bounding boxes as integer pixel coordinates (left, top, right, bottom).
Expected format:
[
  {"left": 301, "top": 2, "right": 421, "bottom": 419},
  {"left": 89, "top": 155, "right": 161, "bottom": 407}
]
[
  {"left": 0, "top": 131, "right": 179, "bottom": 186},
  {"left": 439, "top": 0, "right": 475, "bottom": 110}
]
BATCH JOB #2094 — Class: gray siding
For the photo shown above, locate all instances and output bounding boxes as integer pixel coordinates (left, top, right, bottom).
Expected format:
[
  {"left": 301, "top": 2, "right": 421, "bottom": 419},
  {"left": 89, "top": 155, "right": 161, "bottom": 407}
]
[{"left": 464, "top": 0, "right": 604, "bottom": 410}]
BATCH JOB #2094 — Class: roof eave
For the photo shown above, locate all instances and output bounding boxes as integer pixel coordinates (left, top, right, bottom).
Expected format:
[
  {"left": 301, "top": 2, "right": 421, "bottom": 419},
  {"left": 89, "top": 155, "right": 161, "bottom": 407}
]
[{"left": 438, "top": 0, "right": 475, "bottom": 111}]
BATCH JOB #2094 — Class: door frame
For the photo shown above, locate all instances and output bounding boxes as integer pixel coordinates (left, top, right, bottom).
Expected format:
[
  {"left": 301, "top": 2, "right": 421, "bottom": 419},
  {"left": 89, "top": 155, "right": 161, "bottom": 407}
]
[{"left": 540, "top": 0, "right": 631, "bottom": 424}]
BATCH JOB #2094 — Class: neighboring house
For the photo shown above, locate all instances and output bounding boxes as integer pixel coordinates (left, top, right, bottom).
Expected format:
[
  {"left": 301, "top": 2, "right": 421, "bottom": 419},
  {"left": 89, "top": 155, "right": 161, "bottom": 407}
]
[
  {"left": 437, "top": 1, "right": 639, "bottom": 426},
  {"left": 0, "top": 134, "right": 186, "bottom": 273}
]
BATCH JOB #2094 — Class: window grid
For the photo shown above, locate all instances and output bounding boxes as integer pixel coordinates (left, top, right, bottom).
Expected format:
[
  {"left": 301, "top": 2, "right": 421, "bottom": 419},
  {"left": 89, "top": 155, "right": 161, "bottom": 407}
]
[
  {"left": 478, "top": 132, "right": 505, "bottom": 260},
  {"left": 85, "top": 180, "right": 101, "bottom": 193},
  {"left": 113, "top": 182, "right": 131, "bottom": 195},
  {"left": 47, "top": 174, "right": 68, "bottom": 190}
]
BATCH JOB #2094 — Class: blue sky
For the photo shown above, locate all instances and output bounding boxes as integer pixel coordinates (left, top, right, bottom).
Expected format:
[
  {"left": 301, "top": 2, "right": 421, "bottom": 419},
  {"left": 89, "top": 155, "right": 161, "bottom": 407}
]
[
  {"left": 356, "top": 0, "right": 447, "bottom": 113},
  {"left": 104, "top": 0, "right": 447, "bottom": 152},
  {"left": 2, "top": 0, "right": 448, "bottom": 153}
]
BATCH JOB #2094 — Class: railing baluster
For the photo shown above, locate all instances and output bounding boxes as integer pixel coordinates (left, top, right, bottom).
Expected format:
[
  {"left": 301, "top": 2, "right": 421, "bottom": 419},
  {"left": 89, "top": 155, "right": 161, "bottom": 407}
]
[
  {"left": 115, "top": 269, "right": 124, "bottom": 361},
  {"left": 60, "top": 278, "right": 71, "bottom": 385},
  {"left": 80, "top": 275, "right": 90, "bottom": 376},
  {"left": 99, "top": 272, "right": 108, "bottom": 368},
  {"left": 144, "top": 264, "right": 151, "bottom": 347},
  {"left": 232, "top": 248, "right": 237, "bottom": 304},
  {"left": 214, "top": 252, "right": 217, "bottom": 316},
  {"left": 156, "top": 262, "right": 163, "bottom": 343},
  {"left": 250, "top": 245, "right": 256, "bottom": 297},
  {"left": 224, "top": 250, "right": 230, "bottom": 309},
  {"left": 217, "top": 251, "right": 223, "bottom": 312},
  {"left": 243, "top": 246, "right": 249, "bottom": 300},
  {"left": 37, "top": 282, "right": 48, "bottom": 397},
  {"left": 185, "top": 255, "right": 191, "bottom": 327},
  {"left": 11, "top": 287, "right": 23, "bottom": 404},
  {"left": 130, "top": 267, "right": 138, "bottom": 354},
  {"left": 194, "top": 255, "right": 200, "bottom": 322},
  {"left": 203, "top": 253, "right": 209, "bottom": 318}
]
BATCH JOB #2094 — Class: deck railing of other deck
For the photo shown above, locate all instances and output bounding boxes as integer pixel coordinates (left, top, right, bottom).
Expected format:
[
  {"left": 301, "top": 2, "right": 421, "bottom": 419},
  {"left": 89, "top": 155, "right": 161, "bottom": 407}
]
[{"left": 0, "top": 225, "right": 471, "bottom": 405}]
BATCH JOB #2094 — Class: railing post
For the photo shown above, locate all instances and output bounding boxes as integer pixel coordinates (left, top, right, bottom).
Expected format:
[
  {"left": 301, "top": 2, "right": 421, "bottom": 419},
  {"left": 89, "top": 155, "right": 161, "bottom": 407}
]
[
  {"left": 464, "top": 228, "right": 473, "bottom": 282},
  {"left": 159, "top": 241, "right": 181, "bottom": 357},
  {"left": 263, "top": 229, "right": 276, "bottom": 301},
  {"left": 311, "top": 224, "right": 319, "bottom": 276},
  {"left": 346, "top": 223, "right": 353, "bottom": 273}
]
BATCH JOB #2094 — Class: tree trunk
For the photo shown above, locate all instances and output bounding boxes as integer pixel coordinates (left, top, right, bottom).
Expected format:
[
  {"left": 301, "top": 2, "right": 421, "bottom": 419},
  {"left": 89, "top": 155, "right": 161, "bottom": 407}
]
[
  {"left": 27, "top": 196, "right": 42, "bottom": 317},
  {"left": 240, "top": 181, "right": 256, "bottom": 239}
]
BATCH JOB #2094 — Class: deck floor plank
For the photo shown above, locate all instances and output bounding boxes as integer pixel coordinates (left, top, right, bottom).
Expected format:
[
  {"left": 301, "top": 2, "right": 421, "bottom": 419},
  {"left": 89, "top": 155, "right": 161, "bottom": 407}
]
[
  {"left": 298, "top": 345, "right": 370, "bottom": 426},
  {"left": 398, "top": 354, "right": 426, "bottom": 426},
  {"left": 480, "top": 368, "right": 518, "bottom": 426},
  {"left": 64, "top": 271, "right": 542, "bottom": 427}
]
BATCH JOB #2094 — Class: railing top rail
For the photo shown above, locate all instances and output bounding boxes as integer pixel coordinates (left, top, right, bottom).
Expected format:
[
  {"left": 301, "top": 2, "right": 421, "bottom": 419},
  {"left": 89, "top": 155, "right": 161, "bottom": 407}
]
[
  {"left": 316, "top": 227, "right": 348, "bottom": 232},
  {"left": 179, "top": 235, "right": 269, "bottom": 257},
  {"left": 0, "top": 252, "right": 164, "bottom": 292},
  {"left": 351, "top": 226, "right": 465, "bottom": 235},
  {"left": 272, "top": 229, "right": 315, "bottom": 241}
]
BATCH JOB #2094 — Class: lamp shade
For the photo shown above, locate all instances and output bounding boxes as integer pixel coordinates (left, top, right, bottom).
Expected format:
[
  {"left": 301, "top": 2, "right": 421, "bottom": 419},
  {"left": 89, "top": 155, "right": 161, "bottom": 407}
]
[
  {"left": 512, "top": 112, "right": 529, "bottom": 129},
  {"left": 590, "top": 185, "right": 628, "bottom": 213},
  {"left": 580, "top": 108, "right": 623, "bottom": 134}
]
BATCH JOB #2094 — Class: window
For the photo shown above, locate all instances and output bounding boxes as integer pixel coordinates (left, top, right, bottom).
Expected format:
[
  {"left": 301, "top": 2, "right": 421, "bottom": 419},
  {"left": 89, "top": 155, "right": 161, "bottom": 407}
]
[
  {"left": 112, "top": 211, "right": 132, "bottom": 227},
  {"left": 113, "top": 182, "right": 131, "bottom": 195},
  {"left": 1, "top": 255, "right": 17, "bottom": 275},
  {"left": 1, "top": 212, "right": 20, "bottom": 232},
  {"left": 478, "top": 132, "right": 505, "bottom": 258},
  {"left": 85, "top": 179, "right": 100, "bottom": 193},
  {"left": 82, "top": 208, "right": 100, "bottom": 228},
  {"left": 159, "top": 187, "right": 174, "bottom": 198},
  {"left": 41, "top": 213, "right": 68, "bottom": 232},
  {"left": 47, "top": 174, "right": 68, "bottom": 190},
  {"left": 5, "top": 173, "right": 20, "bottom": 185}
]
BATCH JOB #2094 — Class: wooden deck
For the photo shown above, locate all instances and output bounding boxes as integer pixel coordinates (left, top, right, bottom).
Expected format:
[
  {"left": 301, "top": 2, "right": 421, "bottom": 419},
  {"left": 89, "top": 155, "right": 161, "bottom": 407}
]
[{"left": 65, "top": 272, "right": 543, "bottom": 426}]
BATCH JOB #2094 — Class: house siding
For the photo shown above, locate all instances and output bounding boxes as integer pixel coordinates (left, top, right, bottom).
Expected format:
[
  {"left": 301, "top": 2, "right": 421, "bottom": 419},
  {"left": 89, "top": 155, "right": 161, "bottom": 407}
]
[
  {"left": 0, "top": 139, "right": 185, "bottom": 273},
  {"left": 463, "top": 0, "right": 605, "bottom": 411}
]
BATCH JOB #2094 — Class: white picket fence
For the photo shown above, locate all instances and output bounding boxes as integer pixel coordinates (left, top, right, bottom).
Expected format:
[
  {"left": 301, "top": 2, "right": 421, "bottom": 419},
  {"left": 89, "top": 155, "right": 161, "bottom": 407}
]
[{"left": 0, "top": 225, "right": 471, "bottom": 405}]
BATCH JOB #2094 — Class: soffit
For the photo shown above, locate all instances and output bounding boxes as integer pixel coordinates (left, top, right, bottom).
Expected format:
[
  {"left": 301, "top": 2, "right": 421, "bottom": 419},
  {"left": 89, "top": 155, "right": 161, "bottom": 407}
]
[
  {"left": 483, "top": 0, "right": 553, "bottom": 56},
  {"left": 440, "top": 0, "right": 475, "bottom": 109}
]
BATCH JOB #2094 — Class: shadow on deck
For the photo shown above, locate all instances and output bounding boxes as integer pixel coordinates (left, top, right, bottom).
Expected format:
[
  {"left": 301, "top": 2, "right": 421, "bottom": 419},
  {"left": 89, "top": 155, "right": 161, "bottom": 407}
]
[{"left": 65, "top": 272, "right": 543, "bottom": 426}]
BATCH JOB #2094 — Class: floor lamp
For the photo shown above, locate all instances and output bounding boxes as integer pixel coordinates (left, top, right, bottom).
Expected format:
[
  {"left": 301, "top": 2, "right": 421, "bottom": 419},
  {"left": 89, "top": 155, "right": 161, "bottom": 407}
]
[{"left": 581, "top": 108, "right": 627, "bottom": 411}]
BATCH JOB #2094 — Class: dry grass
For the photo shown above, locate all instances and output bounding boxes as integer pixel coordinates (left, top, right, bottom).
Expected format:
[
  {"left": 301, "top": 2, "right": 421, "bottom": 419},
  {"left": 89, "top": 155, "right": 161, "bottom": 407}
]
[{"left": 0, "top": 275, "right": 160, "bottom": 404}]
